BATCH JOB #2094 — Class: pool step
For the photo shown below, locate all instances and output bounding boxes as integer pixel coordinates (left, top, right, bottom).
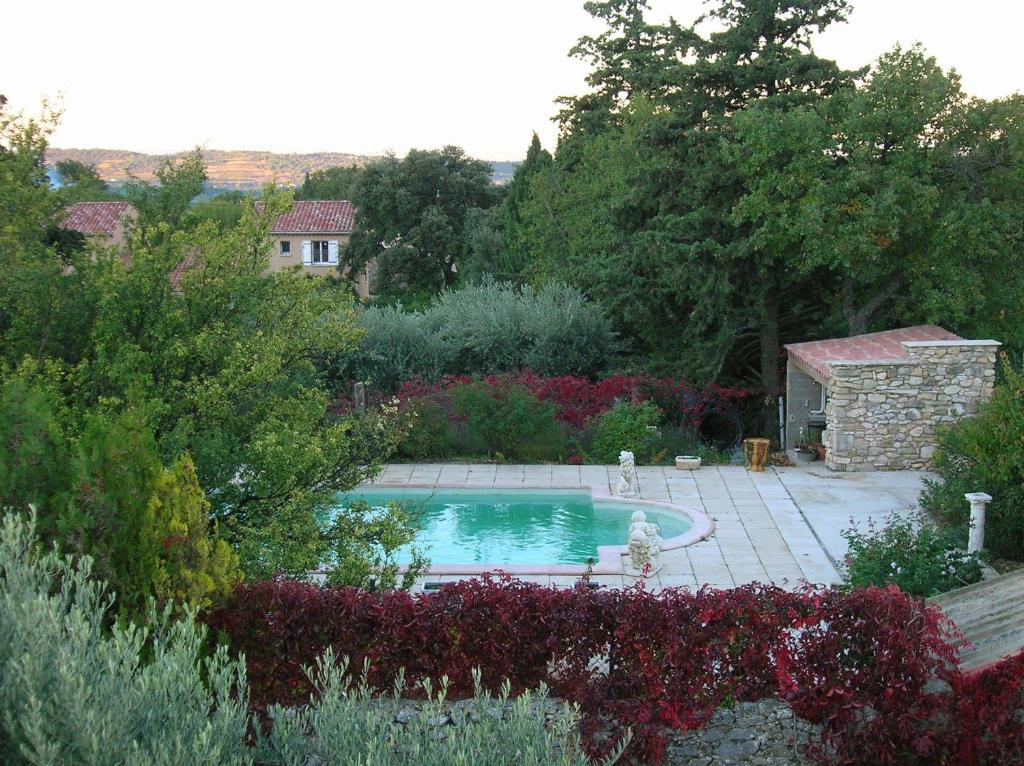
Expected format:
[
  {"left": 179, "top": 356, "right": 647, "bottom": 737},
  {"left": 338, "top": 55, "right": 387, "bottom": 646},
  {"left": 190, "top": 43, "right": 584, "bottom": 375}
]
[{"left": 929, "top": 569, "right": 1024, "bottom": 673}]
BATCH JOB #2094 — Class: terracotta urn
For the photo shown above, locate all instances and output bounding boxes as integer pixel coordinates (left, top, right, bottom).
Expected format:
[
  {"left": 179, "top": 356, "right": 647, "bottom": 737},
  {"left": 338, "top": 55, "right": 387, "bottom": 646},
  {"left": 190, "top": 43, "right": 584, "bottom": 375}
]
[{"left": 743, "top": 437, "right": 770, "bottom": 472}]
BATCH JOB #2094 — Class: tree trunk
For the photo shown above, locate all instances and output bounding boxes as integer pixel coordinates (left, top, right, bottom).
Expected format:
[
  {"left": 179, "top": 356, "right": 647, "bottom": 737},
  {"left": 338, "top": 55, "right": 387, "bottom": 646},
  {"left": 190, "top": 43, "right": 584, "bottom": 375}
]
[
  {"left": 841, "top": 278, "right": 900, "bottom": 336},
  {"left": 758, "top": 278, "right": 781, "bottom": 442}
]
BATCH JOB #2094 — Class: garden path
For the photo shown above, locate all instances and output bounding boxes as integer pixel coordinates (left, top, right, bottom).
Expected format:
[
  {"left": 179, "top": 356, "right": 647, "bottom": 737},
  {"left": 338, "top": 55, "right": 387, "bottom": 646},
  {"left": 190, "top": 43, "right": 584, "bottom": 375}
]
[{"left": 369, "top": 464, "right": 930, "bottom": 592}]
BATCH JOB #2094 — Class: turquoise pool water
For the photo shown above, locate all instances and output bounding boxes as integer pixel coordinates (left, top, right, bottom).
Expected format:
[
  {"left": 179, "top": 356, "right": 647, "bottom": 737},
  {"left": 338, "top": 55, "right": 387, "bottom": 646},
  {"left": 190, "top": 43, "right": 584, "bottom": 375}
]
[{"left": 332, "top": 488, "right": 692, "bottom": 565}]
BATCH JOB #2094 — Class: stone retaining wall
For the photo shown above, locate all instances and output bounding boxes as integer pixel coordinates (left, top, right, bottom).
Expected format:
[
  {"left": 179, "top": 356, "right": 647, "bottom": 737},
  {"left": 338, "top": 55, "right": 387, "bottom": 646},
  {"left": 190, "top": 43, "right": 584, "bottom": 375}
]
[{"left": 824, "top": 341, "right": 999, "bottom": 471}]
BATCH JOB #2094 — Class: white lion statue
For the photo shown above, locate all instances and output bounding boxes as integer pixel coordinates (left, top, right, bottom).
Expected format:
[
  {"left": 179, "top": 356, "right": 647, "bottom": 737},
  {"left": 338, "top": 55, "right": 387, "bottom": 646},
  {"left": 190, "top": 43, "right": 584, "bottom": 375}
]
[{"left": 617, "top": 451, "right": 637, "bottom": 497}]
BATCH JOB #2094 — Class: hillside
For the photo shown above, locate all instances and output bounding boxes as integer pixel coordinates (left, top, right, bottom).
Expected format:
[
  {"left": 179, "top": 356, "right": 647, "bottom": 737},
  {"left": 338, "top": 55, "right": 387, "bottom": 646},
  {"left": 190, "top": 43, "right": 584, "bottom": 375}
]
[
  {"left": 47, "top": 148, "right": 518, "bottom": 188},
  {"left": 46, "top": 148, "right": 371, "bottom": 189}
]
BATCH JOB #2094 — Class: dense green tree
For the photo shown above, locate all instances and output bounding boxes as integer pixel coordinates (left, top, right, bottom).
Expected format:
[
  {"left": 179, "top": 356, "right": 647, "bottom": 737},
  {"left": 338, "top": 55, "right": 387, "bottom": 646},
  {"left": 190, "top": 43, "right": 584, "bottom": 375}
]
[
  {"left": 295, "top": 165, "right": 362, "bottom": 200},
  {"left": 57, "top": 408, "right": 164, "bottom": 614},
  {"left": 345, "top": 146, "right": 499, "bottom": 297},
  {"left": 54, "top": 158, "right": 113, "bottom": 201},
  {"left": 0, "top": 373, "right": 70, "bottom": 523},
  {"left": 530, "top": 0, "right": 1024, "bottom": 405},
  {"left": 123, "top": 148, "right": 206, "bottom": 230},
  {"left": 69, "top": 190, "right": 404, "bottom": 574},
  {"left": 0, "top": 95, "right": 62, "bottom": 250},
  {"left": 555, "top": 0, "right": 689, "bottom": 160},
  {"left": 461, "top": 133, "right": 552, "bottom": 284},
  {"left": 520, "top": 0, "right": 857, "bottom": 398},
  {"left": 1, "top": 111, "right": 411, "bottom": 581},
  {"left": 190, "top": 190, "right": 249, "bottom": 230},
  {"left": 460, "top": 205, "right": 512, "bottom": 282},
  {"left": 728, "top": 46, "right": 1024, "bottom": 344},
  {"left": 518, "top": 103, "right": 646, "bottom": 292}
]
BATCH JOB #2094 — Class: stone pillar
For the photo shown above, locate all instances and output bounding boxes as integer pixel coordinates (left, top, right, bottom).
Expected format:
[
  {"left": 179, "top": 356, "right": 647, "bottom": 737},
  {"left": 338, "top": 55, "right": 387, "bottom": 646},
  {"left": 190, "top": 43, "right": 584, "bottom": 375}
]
[{"left": 966, "top": 492, "right": 992, "bottom": 554}]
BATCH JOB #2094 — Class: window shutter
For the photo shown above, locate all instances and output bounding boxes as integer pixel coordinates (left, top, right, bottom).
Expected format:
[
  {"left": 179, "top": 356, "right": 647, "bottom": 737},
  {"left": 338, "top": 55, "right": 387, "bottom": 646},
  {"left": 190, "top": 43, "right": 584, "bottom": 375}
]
[
  {"left": 328, "top": 240, "right": 339, "bottom": 265},
  {"left": 302, "top": 241, "right": 312, "bottom": 265}
]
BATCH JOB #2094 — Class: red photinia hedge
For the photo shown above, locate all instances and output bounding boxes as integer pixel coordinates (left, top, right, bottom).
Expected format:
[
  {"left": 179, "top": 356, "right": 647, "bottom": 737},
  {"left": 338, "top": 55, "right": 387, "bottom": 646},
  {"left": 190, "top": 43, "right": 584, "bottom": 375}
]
[
  {"left": 203, "top": 577, "right": 1022, "bottom": 765},
  {"left": 393, "top": 372, "right": 757, "bottom": 429}
]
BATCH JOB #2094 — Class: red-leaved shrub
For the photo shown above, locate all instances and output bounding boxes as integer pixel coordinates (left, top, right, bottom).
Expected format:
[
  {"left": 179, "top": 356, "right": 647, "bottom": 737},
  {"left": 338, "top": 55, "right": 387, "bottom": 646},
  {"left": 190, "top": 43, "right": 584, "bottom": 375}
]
[
  {"left": 203, "top": 577, "right": 1023, "bottom": 765},
  {"left": 394, "top": 372, "right": 756, "bottom": 429}
]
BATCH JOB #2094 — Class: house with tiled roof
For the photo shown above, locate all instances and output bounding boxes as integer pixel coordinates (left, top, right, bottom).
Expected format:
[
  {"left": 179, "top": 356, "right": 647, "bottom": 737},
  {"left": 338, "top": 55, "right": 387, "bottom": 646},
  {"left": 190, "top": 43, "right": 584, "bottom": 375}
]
[
  {"left": 62, "top": 201, "right": 136, "bottom": 250},
  {"left": 268, "top": 200, "right": 369, "bottom": 297},
  {"left": 784, "top": 326, "right": 1000, "bottom": 471}
]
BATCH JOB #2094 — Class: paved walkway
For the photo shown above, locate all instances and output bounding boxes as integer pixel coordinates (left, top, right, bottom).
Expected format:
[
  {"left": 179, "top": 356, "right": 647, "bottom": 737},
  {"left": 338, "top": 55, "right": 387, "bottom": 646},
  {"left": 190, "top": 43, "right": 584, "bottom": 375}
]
[{"left": 370, "top": 463, "right": 930, "bottom": 592}]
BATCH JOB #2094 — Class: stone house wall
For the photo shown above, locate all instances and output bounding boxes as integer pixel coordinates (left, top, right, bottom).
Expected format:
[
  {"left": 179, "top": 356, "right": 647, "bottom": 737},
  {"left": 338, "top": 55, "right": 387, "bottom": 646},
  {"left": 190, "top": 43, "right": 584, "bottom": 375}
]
[{"left": 823, "top": 341, "right": 1000, "bottom": 471}]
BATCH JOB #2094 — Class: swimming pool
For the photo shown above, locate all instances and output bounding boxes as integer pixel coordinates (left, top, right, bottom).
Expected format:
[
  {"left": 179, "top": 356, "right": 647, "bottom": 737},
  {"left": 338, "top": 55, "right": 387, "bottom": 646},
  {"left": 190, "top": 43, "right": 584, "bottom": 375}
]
[{"left": 331, "top": 486, "right": 713, "bottom": 575}]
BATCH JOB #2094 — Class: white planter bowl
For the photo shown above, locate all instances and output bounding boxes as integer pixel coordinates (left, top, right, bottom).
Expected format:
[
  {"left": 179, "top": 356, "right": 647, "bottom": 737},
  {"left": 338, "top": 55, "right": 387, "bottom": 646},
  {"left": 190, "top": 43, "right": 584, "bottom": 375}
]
[{"left": 675, "top": 455, "right": 702, "bottom": 470}]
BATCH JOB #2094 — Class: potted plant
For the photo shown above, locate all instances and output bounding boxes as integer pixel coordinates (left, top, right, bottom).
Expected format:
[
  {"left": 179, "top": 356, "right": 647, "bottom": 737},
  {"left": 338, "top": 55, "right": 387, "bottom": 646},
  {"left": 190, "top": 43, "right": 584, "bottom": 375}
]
[
  {"left": 811, "top": 441, "right": 826, "bottom": 461},
  {"left": 794, "top": 428, "right": 817, "bottom": 463}
]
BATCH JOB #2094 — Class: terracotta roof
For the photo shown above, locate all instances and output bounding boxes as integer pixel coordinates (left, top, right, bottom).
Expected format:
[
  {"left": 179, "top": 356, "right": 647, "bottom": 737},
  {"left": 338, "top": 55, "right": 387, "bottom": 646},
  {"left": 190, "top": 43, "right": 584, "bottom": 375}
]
[
  {"left": 169, "top": 251, "right": 199, "bottom": 291},
  {"left": 785, "top": 325, "right": 962, "bottom": 379},
  {"left": 271, "top": 200, "right": 355, "bottom": 234},
  {"left": 62, "top": 201, "right": 135, "bottom": 236}
]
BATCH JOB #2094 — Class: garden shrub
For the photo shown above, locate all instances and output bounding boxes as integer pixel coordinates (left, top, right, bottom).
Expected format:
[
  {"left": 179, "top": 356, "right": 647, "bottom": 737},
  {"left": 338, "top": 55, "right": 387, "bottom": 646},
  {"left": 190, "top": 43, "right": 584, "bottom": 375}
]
[
  {"left": 520, "top": 282, "right": 618, "bottom": 377},
  {"left": 257, "top": 653, "right": 628, "bottom": 766},
  {"left": 450, "top": 381, "right": 566, "bottom": 461},
  {"left": 588, "top": 400, "right": 662, "bottom": 464},
  {"left": 341, "top": 281, "right": 616, "bottom": 389},
  {"left": 0, "top": 514, "right": 616, "bottom": 766},
  {"left": 0, "top": 372, "right": 71, "bottom": 530},
  {"left": 396, "top": 397, "right": 455, "bottom": 460},
  {"left": 203, "top": 576, "right": 1024, "bottom": 766},
  {"left": 340, "top": 304, "right": 453, "bottom": 391},
  {"left": 841, "top": 512, "right": 985, "bottom": 597},
  {"left": 323, "top": 499, "right": 430, "bottom": 592},
  {"left": 146, "top": 454, "right": 242, "bottom": 610},
  {"left": 0, "top": 512, "right": 251, "bottom": 766},
  {"left": 921, "top": 358, "right": 1024, "bottom": 560}
]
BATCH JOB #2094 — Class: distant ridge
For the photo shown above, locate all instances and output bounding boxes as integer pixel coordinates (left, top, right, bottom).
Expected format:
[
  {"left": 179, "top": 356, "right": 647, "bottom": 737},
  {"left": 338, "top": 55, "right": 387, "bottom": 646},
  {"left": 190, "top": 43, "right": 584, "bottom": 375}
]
[
  {"left": 46, "top": 148, "right": 371, "bottom": 189},
  {"left": 46, "top": 148, "right": 519, "bottom": 188}
]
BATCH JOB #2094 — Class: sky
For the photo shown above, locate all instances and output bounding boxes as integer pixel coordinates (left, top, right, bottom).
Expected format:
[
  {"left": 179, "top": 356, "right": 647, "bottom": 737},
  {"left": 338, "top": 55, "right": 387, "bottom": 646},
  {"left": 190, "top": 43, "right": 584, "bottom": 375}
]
[{"left": 3, "top": 0, "right": 1022, "bottom": 161}]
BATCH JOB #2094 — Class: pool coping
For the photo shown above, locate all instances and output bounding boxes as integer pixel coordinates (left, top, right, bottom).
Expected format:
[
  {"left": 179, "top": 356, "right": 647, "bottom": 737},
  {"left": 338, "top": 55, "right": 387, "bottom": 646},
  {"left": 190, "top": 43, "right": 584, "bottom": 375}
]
[{"left": 363, "top": 482, "right": 716, "bottom": 576}]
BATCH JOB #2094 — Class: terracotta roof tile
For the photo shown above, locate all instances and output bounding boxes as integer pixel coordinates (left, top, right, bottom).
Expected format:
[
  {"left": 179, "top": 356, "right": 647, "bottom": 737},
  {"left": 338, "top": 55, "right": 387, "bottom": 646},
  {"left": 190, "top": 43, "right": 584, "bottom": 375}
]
[
  {"left": 271, "top": 200, "right": 355, "bottom": 234},
  {"left": 785, "top": 325, "right": 962, "bottom": 378},
  {"left": 168, "top": 251, "right": 199, "bottom": 291},
  {"left": 62, "top": 201, "right": 135, "bottom": 236}
]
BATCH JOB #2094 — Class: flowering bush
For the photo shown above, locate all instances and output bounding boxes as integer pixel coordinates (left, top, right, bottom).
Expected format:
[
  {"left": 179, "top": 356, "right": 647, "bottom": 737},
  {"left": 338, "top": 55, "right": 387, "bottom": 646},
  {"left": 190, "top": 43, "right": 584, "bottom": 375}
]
[
  {"left": 203, "top": 576, "right": 1024, "bottom": 765},
  {"left": 842, "top": 512, "right": 986, "bottom": 597}
]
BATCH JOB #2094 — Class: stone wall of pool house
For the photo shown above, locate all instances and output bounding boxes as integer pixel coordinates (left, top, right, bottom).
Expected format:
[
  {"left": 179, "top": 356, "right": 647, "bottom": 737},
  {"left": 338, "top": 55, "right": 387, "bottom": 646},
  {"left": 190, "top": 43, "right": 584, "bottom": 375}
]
[{"left": 823, "top": 341, "right": 1000, "bottom": 471}]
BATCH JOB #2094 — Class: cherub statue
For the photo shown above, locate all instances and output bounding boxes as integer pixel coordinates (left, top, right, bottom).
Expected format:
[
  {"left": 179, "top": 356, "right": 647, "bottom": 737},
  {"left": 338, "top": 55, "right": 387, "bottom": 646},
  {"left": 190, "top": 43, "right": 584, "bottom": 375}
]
[
  {"left": 617, "top": 451, "right": 637, "bottom": 497},
  {"left": 629, "top": 510, "right": 663, "bottom": 559},
  {"left": 629, "top": 528, "right": 652, "bottom": 571}
]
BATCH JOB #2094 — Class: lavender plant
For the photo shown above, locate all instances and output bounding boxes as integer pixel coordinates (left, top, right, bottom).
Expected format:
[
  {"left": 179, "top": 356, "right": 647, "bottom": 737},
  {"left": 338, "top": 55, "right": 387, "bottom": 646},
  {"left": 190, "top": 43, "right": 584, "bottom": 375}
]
[{"left": 257, "top": 652, "right": 630, "bottom": 766}]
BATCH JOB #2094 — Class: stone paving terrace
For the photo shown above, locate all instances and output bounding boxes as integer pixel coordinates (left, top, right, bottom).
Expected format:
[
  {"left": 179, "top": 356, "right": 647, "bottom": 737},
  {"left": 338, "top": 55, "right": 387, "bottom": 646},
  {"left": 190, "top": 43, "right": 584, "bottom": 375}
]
[{"left": 369, "top": 464, "right": 929, "bottom": 592}]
